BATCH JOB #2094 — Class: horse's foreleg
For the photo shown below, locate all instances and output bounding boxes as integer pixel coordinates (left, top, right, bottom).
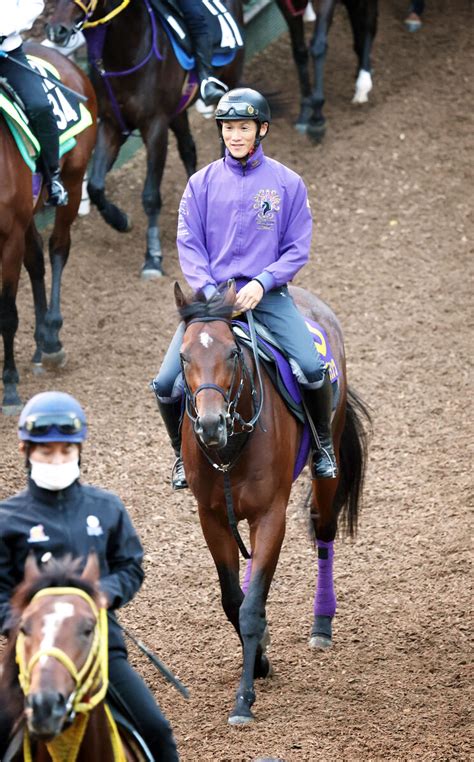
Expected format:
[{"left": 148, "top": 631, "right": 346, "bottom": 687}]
[
  {"left": 345, "top": 0, "right": 378, "bottom": 103},
  {"left": 140, "top": 120, "right": 169, "bottom": 280},
  {"left": 0, "top": 229, "right": 24, "bottom": 413},
  {"left": 87, "top": 120, "right": 131, "bottom": 233},
  {"left": 279, "top": 9, "right": 313, "bottom": 132},
  {"left": 308, "top": 0, "right": 338, "bottom": 142},
  {"left": 310, "top": 477, "right": 340, "bottom": 649},
  {"left": 229, "top": 509, "right": 286, "bottom": 725},
  {"left": 169, "top": 112, "right": 197, "bottom": 179},
  {"left": 24, "top": 222, "right": 47, "bottom": 369}
]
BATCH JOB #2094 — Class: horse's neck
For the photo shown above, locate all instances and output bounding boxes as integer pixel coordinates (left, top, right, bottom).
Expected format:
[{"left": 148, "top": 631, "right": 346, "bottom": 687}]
[{"left": 100, "top": 0, "right": 162, "bottom": 67}]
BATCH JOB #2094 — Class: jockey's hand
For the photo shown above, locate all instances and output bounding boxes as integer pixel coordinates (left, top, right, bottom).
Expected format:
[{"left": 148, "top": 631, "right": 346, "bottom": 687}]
[{"left": 235, "top": 280, "right": 264, "bottom": 311}]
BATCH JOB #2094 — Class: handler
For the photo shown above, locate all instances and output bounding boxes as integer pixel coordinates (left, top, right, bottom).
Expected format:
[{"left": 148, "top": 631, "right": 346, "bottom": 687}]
[
  {"left": 0, "top": 390, "right": 179, "bottom": 761},
  {"left": 152, "top": 88, "right": 338, "bottom": 490}
]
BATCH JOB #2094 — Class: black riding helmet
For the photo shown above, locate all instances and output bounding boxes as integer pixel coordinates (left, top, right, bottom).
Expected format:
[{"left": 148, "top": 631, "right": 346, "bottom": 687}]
[{"left": 215, "top": 88, "right": 271, "bottom": 154}]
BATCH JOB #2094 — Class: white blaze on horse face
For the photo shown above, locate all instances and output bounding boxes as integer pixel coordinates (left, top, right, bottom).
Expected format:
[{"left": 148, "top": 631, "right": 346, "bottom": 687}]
[
  {"left": 39, "top": 601, "right": 75, "bottom": 665},
  {"left": 352, "top": 69, "right": 373, "bottom": 104},
  {"left": 199, "top": 331, "right": 213, "bottom": 349}
]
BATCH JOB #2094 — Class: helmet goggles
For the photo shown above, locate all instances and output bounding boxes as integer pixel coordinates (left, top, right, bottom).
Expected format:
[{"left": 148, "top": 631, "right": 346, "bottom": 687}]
[
  {"left": 215, "top": 103, "right": 264, "bottom": 120},
  {"left": 21, "top": 413, "right": 84, "bottom": 438}
]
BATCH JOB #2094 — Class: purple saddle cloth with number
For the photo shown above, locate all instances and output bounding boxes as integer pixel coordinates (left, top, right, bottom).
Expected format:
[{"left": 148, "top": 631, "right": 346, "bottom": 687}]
[{"left": 232, "top": 317, "right": 339, "bottom": 481}]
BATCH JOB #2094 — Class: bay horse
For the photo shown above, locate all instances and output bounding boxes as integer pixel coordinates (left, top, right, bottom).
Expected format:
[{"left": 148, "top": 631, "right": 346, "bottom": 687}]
[
  {"left": 275, "top": 0, "right": 378, "bottom": 141},
  {"left": 175, "top": 281, "right": 370, "bottom": 724},
  {"left": 0, "top": 554, "right": 146, "bottom": 760},
  {"left": 0, "top": 42, "right": 97, "bottom": 414},
  {"left": 46, "top": 0, "right": 244, "bottom": 279}
]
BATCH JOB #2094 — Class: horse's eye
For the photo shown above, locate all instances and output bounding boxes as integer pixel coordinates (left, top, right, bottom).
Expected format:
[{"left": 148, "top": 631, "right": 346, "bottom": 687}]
[
  {"left": 81, "top": 621, "right": 95, "bottom": 638},
  {"left": 19, "top": 621, "right": 31, "bottom": 637},
  {"left": 180, "top": 353, "right": 189, "bottom": 365}
]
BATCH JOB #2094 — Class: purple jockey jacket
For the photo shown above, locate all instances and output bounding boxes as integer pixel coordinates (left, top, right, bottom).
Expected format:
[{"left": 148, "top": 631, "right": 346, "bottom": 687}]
[{"left": 176, "top": 144, "right": 313, "bottom": 294}]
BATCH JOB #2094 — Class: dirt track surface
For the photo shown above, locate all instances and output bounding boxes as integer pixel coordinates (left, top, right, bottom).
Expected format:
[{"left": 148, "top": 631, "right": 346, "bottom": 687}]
[{"left": 1, "top": 1, "right": 473, "bottom": 760}]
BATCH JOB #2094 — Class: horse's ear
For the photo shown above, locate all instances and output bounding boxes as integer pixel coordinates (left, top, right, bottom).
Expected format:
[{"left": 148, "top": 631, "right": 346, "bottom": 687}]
[
  {"left": 23, "top": 553, "right": 41, "bottom": 584},
  {"left": 224, "top": 279, "right": 237, "bottom": 306},
  {"left": 80, "top": 552, "right": 100, "bottom": 585},
  {"left": 174, "top": 282, "right": 187, "bottom": 310}
]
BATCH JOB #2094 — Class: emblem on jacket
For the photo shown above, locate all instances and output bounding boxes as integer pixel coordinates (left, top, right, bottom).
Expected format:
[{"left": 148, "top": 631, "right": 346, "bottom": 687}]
[
  {"left": 254, "top": 189, "right": 281, "bottom": 230},
  {"left": 27, "top": 524, "right": 50, "bottom": 543},
  {"left": 86, "top": 515, "right": 103, "bottom": 536}
]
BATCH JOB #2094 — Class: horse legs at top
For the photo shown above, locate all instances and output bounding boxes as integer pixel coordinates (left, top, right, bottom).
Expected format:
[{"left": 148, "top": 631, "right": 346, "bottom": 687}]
[
  {"left": 169, "top": 111, "right": 197, "bottom": 180},
  {"left": 274, "top": 0, "right": 313, "bottom": 133},
  {"left": 307, "top": 0, "right": 338, "bottom": 143},
  {"left": 309, "top": 477, "right": 340, "bottom": 649},
  {"left": 0, "top": 226, "right": 24, "bottom": 414},
  {"left": 87, "top": 119, "right": 131, "bottom": 235},
  {"left": 198, "top": 503, "right": 276, "bottom": 725},
  {"left": 344, "top": 0, "right": 378, "bottom": 104},
  {"left": 23, "top": 222, "right": 47, "bottom": 371},
  {"left": 140, "top": 119, "right": 170, "bottom": 280}
]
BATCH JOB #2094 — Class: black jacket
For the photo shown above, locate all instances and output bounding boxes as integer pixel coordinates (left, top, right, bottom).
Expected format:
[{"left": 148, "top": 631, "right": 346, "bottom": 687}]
[{"left": 0, "top": 479, "right": 144, "bottom": 650}]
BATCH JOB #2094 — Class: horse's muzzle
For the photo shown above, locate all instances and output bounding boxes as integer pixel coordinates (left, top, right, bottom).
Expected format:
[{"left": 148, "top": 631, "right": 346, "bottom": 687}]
[
  {"left": 25, "top": 690, "right": 68, "bottom": 738},
  {"left": 195, "top": 412, "right": 227, "bottom": 448}
]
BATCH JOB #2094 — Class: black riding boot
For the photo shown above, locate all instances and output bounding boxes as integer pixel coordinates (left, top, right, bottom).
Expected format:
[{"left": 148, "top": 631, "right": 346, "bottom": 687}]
[
  {"left": 30, "top": 107, "right": 69, "bottom": 206},
  {"left": 303, "top": 371, "right": 338, "bottom": 479},
  {"left": 156, "top": 398, "right": 188, "bottom": 490},
  {"left": 188, "top": 30, "right": 228, "bottom": 106}
]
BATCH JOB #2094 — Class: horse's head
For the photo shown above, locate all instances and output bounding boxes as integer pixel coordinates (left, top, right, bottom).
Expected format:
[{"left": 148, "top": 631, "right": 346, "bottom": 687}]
[
  {"left": 12, "top": 553, "right": 106, "bottom": 740},
  {"left": 176, "top": 282, "right": 243, "bottom": 449},
  {"left": 46, "top": 0, "right": 104, "bottom": 46}
]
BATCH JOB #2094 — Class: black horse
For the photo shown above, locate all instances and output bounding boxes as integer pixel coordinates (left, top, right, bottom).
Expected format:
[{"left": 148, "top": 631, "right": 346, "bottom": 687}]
[
  {"left": 276, "top": 0, "right": 378, "bottom": 141},
  {"left": 47, "top": 0, "right": 244, "bottom": 279}
]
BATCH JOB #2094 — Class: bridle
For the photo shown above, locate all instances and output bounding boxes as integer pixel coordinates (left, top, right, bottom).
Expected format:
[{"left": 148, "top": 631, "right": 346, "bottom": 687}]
[{"left": 71, "top": 0, "right": 131, "bottom": 29}]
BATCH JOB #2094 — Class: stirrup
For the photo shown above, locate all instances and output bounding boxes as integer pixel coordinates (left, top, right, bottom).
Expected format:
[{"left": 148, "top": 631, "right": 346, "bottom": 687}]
[
  {"left": 311, "top": 446, "right": 338, "bottom": 480},
  {"left": 171, "top": 457, "right": 188, "bottom": 490},
  {"left": 200, "top": 77, "right": 228, "bottom": 106},
  {"left": 45, "top": 175, "right": 69, "bottom": 207}
]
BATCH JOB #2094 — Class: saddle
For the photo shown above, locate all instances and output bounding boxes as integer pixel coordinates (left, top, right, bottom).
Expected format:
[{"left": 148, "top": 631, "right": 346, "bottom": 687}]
[
  {"left": 232, "top": 316, "right": 339, "bottom": 481},
  {"left": 149, "top": 0, "right": 244, "bottom": 70}
]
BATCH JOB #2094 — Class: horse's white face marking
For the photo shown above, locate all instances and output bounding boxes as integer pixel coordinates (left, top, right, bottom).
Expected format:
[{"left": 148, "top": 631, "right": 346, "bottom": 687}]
[
  {"left": 39, "top": 601, "right": 75, "bottom": 665},
  {"left": 200, "top": 331, "right": 213, "bottom": 349},
  {"left": 352, "top": 69, "right": 373, "bottom": 104}
]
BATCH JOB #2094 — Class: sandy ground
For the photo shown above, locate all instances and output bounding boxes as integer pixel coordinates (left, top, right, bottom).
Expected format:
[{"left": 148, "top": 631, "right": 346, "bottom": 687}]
[{"left": 1, "top": 1, "right": 473, "bottom": 760}]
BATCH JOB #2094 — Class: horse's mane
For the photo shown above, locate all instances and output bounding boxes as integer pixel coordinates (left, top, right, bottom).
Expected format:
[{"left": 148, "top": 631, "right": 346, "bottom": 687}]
[
  {"left": 0, "top": 556, "right": 97, "bottom": 718},
  {"left": 178, "top": 287, "right": 235, "bottom": 324}
]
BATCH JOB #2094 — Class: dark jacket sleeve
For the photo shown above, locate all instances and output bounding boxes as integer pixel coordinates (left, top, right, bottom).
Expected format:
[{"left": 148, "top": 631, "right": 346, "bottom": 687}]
[
  {"left": 99, "top": 498, "right": 145, "bottom": 610},
  {"left": 0, "top": 509, "right": 20, "bottom": 634}
]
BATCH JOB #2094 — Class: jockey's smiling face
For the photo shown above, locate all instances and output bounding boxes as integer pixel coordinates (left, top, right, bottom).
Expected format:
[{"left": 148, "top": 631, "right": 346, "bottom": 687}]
[{"left": 221, "top": 119, "right": 269, "bottom": 159}]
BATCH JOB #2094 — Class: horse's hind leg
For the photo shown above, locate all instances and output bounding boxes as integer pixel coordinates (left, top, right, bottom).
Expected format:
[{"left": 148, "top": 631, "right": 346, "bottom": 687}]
[
  {"left": 344, "top": 0, "right": 378, "bottom": 103},
  {"left": 276, "top": 2, "right": 313, "bottom": 132},
  {"left": 307, "top": 0, "right": 338, "bottom": 142},
  {"left": 140, "top": 119, "right": 169, "bottom": 280},
  {"left": 0, "top": 227, "right": 24, "bottom": 413},
  {"left": 170, "top": 111, "right": 197, "bottom": 179},
  {"left": 309, "top": 478, "right": 339, "bottom": 649},
  {"left": 24, "top": 222, "right": 47, "bottom": 370},
  {"left": 87, "top": 119, "right": 131, "bottom": 233}
]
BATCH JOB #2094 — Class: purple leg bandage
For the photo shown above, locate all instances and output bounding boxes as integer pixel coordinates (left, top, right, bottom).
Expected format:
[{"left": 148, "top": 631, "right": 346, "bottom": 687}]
[
  {"left": 313, "top": 540, "right": 337, "bottom": 618},
  {"left": 242, "top": 558, "right": 252, "bottom": 594}
]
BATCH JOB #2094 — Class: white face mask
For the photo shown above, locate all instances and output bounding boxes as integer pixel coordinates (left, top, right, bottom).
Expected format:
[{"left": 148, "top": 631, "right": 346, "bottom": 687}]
[{"left": 30, "top": 459, "right": 80, "bottom": 491}]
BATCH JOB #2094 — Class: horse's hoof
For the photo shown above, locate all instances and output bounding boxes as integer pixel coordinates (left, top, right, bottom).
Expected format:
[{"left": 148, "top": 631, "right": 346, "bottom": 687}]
[
  {"left": 228, "top": 712, "right": 254, "bottom": 726},
  {"left": 2, "top": 402, "right": 22, "bottom": 416},
  {"left": 42, "top": 349, "right": 67, "bottom": 368},
  {"left": 32, "top": 363, "right": 45, "bottom": 376},
  {"left": 307, "top": 122, "right": 326, "bottom": 144},
  {"left": 294, "top": 122, "right": 308, "bottom": 134},
  {"left": 111, "top": 211, "right": 132, "bottom": 233},
  {"left": 309, "top": 633, "right": 332, "bottom": 650},
  {"left": 141, "top": 256, "right": 163, "bottom": 280}
]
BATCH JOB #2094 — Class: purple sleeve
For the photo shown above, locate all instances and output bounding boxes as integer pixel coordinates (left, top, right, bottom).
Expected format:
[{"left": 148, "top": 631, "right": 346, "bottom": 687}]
[
  {"left": 255, "top": 178, "right": 312, "bottom": 290},
  {"left": 177, "top": 180, "right": 217, "bottom": 294}
]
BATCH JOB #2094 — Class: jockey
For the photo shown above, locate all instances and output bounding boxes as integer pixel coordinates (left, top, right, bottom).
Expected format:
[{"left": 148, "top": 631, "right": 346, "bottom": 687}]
[
  {"left": 152, "top": 87, "right": 338, "bottom": 490},
  {"left": 177, "top": 0, "right": 228, "bottom": 106},
  {"left": 0, "top": 1, "right": 68, "bottom": 205},
  {"left": 0, "top": 391, "right": 179, "bottom": 761}
]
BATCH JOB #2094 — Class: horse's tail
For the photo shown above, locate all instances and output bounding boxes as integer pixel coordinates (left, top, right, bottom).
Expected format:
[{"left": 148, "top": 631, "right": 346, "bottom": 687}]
[{"left": 335, "top": 386, "right": 372, "bottom": 536}]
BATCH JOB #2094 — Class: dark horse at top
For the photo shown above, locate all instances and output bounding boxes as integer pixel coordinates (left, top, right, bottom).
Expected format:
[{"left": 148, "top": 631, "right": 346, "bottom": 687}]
[
  {"left": 175, "top": 282, "right": 370, "bottom": 723},
  {"left": 47, "top": 0, "right": 244, "bottom": 279},
  {"left": 0, "top": 43, "right": 97, "bottom": 413},
  {"left": 276, "top": 0, "right": 378, "bottom": 141}
]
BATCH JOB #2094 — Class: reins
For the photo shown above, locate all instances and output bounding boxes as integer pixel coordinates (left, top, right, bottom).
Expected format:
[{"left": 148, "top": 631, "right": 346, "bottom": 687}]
[
  {"left": 182, "top": 312, "right": 266, "bottom": 559},
  {"left": 16, "top": 586, "right": 125, "bottom": 762}
]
